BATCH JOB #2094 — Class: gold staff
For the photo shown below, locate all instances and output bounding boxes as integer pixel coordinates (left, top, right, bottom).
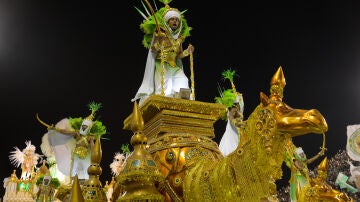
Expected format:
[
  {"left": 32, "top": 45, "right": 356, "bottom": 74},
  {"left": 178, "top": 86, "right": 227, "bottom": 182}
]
[
  {"left": 143, "top": 0, "right": 161, "bottom": 33},
  {"left": 189, "top": 44, "right": 195, "bottom": 100},
  {"left": 160, "top": 41, "right": 166, "bottom": 96},
  {"left": 142, "top": 0, "right": 166, "bottom": 95}
]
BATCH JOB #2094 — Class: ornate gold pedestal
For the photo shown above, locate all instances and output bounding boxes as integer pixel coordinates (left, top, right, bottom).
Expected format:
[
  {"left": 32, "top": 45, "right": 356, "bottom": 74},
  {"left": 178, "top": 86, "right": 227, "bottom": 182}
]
[{"left": 123, "top": 95, "right": 227, "bottom": 201}]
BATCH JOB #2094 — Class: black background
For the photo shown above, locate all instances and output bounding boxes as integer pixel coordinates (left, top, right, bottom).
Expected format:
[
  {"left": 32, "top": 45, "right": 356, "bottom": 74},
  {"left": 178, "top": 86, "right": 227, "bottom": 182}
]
[{"left": 1, "top": 0, "right": 360, "bottom": 196}]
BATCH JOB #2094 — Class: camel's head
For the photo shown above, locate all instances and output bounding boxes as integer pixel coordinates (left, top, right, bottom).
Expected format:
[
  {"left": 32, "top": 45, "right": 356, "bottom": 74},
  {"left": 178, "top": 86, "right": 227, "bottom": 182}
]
[{"left": 260, "top": 66, "right": 328, "bottom": 137}]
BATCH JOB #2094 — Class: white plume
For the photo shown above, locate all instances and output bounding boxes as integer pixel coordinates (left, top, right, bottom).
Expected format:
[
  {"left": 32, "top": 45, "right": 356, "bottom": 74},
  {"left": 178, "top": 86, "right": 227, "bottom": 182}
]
[
  {"left": 9, "top": 140, "right": 42, "bottom": 169},
  {"left": 40, "top": 133, "right": 54, "bottom": 158},
  {"left": 55, "top": 118, "right": 71, "bottom": 130},
  {"left": 110, "top": 152, "right": 127, "bottom": 176},
  {"left": 9, "top": 146, "right": 24, "bottom": 168}
]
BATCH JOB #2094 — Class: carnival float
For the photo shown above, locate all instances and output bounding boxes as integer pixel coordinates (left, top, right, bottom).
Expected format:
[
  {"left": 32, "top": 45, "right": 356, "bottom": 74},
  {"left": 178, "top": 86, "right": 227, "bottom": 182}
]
[{"left": 3, "top": 0, "right": 360, "bottom": 201}]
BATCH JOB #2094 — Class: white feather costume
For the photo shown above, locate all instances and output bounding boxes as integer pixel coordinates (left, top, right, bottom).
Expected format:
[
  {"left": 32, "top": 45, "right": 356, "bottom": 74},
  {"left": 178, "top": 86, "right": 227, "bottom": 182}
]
[
  {"left": 45, "top": 118, "right": 92, "bottom": 180},
  {"left": 110, "top": 152, "right": 128, "bottom": 176},
  {"left": 9, "top": 141, "right": 41, "bottom": 180}
]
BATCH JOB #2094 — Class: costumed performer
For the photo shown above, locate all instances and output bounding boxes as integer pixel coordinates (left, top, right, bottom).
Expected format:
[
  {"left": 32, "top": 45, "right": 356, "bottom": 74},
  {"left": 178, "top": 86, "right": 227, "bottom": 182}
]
[
  {"left": 215, "top": 69, "right": 244, "bottom": 156},
  {"left": 9, "top": 140, "right": 42, "bottom": 181},
  {"left": 132, "top": 0, "right": 194, "bottom": 104},
  {"left": 35, "top": 174, "right": 60, "bottom": 202},
  {"left": 106, "top": 144, "right": 130, "bottom": 202},
  {"left": 36, "top": 101, "right": 106, "bottom": 182},
  {"left": 284, "top": 138, "right": 326, "bottom": 202}
]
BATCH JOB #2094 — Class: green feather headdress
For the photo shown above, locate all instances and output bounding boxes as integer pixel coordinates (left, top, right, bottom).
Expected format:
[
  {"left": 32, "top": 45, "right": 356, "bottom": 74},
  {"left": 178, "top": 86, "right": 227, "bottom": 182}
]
[
  {"left": 222, "top": 69, "right": 236, "bottom": 84},
  {"left": 121, "top": 143, "right": 131, "bottom": 155},
  {"left": 214, "top": 88, "right": 237, "bottom": 108},
  {"left": 36, "top": 175, "right": 60, "bottom": 188},
  {"left": 69, "top": 101, "right": 107, "bottom": 138},
  {"left": 215, "top": 68, "right": 240, "bottom": 108},
  {"left": 222, "top": 68, "right": 239, "bottom": 94},
  {"left": 88, "top": 101, "right": 102, "bottom": 117},
  {"left": 135, "top": 0, "right": 192, "bottom": 48}
]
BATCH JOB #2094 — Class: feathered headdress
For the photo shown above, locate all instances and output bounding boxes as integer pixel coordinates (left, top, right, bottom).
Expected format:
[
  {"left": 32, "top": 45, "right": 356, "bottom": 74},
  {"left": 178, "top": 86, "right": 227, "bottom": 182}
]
[
  {"left": 215, "top": 68, "right": 241, "bottom": 107},
  {"left": 69, "top": 101, "right": 106, "bottom": 138},
  {"left": 9, "top": 140, "right": 41, "bottom": 168},
  {"left": 110, "top": 144, "right": 131, "bottom": 176},
  {"left": 110, "top": 152, "right": 126, "bottom": 176},
  {"left": 135, "top": 0, "right": 192, "bottom": 48},
  {"left": 215, "top": 68, "right": 245, "bottom": 121},
  {"left": 221, "top": 69, "right": 238, "bottom": 94},
  {"left": 215, "top": 88, "right": 237, "bottom": 108}
]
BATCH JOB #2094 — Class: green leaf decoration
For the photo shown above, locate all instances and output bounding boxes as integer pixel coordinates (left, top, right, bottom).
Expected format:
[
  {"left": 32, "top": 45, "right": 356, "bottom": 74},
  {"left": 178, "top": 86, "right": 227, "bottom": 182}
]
[
  {"left": 135, "top": 6, "right": 149, "bottom": 20},
  {"left": 69, "top": 117, "right": 107, "bottom": 137},
  {"left": 221, "top": 69, "right": 236, "bottom": 83},
  {"left": 139, "top": 6, "right": 192, "bottom": 48},
  {"left": 121, "top": 144, "right": 131, "bottom": 155},
  {"left": 141, "top": 0, "right": 151, "bottom": 16},
  {"left": 69, "top": 117, "right": 83, "bottom": 131},
  {"left": 91, "top": 121, "right": 107, "bottom": 138},
  {"left": 88, "top": 101, "right": 102, "bottom": 115},
  {"left": 36, "top": 175, "right": 60, "bottom": 188},
  {"left": 214, "top": 89, "right": 236, "bottom": 108}
]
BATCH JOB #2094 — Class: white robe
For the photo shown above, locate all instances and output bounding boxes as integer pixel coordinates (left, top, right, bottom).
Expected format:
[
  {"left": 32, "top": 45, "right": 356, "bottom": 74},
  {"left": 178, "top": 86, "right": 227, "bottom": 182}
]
[
  {"left": 132, "top": 37, "right": 189, "bottom": 104},
  {"left": 47, "top": 129, "right": 91, "bottom": 180},
  {"left": 219, "top": 119, "right": 239, "bottom": 156}
]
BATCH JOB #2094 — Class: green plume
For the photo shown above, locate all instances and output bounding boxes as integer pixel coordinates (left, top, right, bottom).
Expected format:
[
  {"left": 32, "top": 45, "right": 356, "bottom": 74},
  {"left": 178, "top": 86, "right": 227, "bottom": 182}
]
[
  {"left": 221, "top": 69, "right": 236, "bottom": 83},
  {"left": 69, "top": 101, "right": 106, "bottom": 137},
  {"left": 91, "top": 121, "right": 107, "bottom": 138},
  {"left": 36, "top": 175, "right": 60, "bottom": 188},
  {"left": 121, "top": 144, "right": 131, "bottom": 155},
  {"left": 88, "top": 101, "right": 102, "bottom": 115},
  {"left": 135, "top": 6, "right": 149, "bottom": 20},
  {"left": 139, "top": 7, "right": 192, "bottom": 48},
  {"left": 222, "top": 68, "right": 239, "bottom": 94},
  {"left": 69, "top": 117, "right": 106, "bottom": 137},
  {"left": 69, "top": 117, "right": 83, "bottom": 131},
  {"left": 214, "top": 89, "right": 236, "bottom": 108}
]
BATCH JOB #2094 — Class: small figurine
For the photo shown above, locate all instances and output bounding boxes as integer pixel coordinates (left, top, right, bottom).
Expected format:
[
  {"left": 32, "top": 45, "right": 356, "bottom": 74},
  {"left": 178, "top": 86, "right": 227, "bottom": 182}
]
[
  {"left": 105, "top": 177, "right": 116, "bottom": 202},
  {"left": 110, "top": 152, "right": 127, "bottom": 177},
  {"left": 9, "top": 140, "right": 42, "bottom": 180},
  {"left": 300, "top": 157, "right": 354, "bottom": 202},
  {"left": 35, "top": 174, "right": 60, "bottom": 202},
  {"left": 284, "top": 139, "right": 326, "bottom": 202},
  {"left": 107, "top": 144, "right": 130, "bottom": 201}
]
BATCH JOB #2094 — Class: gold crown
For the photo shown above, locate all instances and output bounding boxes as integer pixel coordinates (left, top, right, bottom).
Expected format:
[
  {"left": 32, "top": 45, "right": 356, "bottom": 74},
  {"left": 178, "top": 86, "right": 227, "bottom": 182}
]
[{"left": 270, "top": 66, "right": 286, "bottom": 101}]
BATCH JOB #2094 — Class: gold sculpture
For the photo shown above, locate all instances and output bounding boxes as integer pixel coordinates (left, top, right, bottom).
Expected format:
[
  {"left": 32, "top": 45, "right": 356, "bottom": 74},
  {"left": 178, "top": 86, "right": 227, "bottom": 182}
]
[
  {"left": 123, "top": 66, "right": 330, "bottom": 201},
  {"left": 299, "top": 157, "right": 353, "bottom": 202},
  {"left": 70, "top": 175, "right": 85, "bottom": 202},
  {"left": 82, "top": 136, "right": 107, "bottom": 201},
  {"left": 115, "top": 101, "right": 165, "bottom": 201}
]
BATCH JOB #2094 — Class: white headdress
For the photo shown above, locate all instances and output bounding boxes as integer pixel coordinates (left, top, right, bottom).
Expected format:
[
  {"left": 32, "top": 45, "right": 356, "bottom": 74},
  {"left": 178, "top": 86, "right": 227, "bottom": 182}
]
[
  {"left": 164, "top": 10, "right": 180, "bottom": 22},
  {"left": 164, "top": 9, "right": 182, "bottom": 39}
]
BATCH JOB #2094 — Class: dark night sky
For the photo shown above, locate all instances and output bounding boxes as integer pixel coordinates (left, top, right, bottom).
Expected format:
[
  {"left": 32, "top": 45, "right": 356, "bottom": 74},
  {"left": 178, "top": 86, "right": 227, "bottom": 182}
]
[{"left": 1, "top": 0, "right": 360, "bottom": 196}]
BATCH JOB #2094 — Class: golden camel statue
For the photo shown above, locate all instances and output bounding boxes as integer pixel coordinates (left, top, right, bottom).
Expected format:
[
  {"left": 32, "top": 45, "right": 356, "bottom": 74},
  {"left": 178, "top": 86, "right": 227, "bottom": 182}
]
[{"left": 121, "top": 67, "right": 329, "bottom": 202}]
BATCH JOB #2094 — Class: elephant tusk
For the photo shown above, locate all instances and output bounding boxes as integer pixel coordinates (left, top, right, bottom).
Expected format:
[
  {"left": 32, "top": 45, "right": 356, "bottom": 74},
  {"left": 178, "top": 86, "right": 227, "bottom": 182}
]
[{"left": 35, "top": 113, "right": 54, "bottom": 129}]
